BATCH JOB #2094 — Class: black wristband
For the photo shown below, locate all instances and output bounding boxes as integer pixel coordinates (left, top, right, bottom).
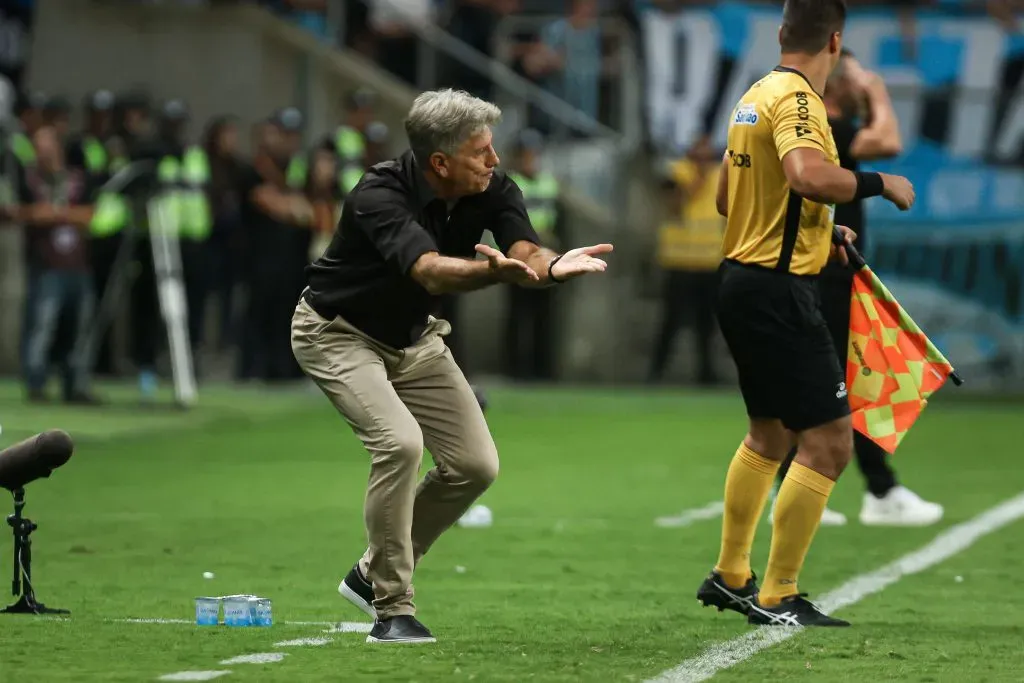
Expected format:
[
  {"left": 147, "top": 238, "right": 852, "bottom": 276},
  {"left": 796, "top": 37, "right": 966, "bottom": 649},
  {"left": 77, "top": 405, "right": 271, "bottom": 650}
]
[
  {"left": 854, "top": 171, "right": 884, "bottom": 200},
  {"left": 547, "top": 254, "right": 565, "bottom": 284}
]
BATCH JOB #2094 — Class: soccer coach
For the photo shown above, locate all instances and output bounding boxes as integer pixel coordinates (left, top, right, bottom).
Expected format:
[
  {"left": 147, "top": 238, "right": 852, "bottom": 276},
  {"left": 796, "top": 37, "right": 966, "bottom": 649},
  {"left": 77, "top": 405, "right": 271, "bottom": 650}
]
[{"left": 291, "top": 89, "right": 613, "bottom": 644}]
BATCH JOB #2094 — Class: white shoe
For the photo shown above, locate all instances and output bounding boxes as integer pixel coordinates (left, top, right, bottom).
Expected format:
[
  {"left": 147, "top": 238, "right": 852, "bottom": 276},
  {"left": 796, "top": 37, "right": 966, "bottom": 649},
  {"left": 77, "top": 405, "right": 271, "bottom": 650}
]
[
  {"left": 859, "top": 486, "right": 944, "bottom": 527},
  {"left": 767, "top": 497, "right": 848, "bottom": 526}
]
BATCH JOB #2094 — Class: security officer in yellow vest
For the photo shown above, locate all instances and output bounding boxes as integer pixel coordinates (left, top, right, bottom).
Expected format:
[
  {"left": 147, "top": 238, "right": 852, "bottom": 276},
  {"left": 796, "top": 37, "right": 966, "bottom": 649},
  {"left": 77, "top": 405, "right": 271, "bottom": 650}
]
[
  {"left": 43, "top": 95, "right": 72, "bottom": 144},
  {"left": 647, "top": 135, "right": 723, "bottom": 386},
  {"left": 318, "top": 87, "right": 376, "bottom": 199},
  {"left": 10, "top": 89, "right": 44, "bottom": 170},
  {"left": 156, "top": 99, "right": 213, "bottom": 374},
  {"left": 13, "top": 90, "right": 47, "bottom": 376},
  {"left": 504, "top": 128, "right": 563, "bottom": 381},
  {"left": 127, "top": 98, "right": 212, "bottom": 397},
  {"left": 66, "top": 89, "right": 127, "bottom": 377}
]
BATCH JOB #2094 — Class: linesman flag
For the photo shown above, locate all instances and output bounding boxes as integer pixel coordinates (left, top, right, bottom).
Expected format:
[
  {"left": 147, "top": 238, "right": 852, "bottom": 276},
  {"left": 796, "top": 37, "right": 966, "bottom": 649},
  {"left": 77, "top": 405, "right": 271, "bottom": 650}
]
[{"left": 833, "top": 228, "right": 963, "bottom": 454}]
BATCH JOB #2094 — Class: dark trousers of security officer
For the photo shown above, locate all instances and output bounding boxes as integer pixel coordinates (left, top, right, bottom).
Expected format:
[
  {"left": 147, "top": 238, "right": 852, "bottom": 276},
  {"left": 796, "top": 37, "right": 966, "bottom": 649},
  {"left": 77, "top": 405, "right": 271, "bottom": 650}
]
[
  {"left": 648, "top": 269, "right": 719, "bottom": 385},
  {"left": 505, "top": 285, "right": 555, "bottom": 381},
  {"left": 242, "top": 233, "right": 308, "bottom": 382},
  {"left": 130, "top": 237, "right": 163, "bottom": 376},
  {"left": 180, "top": 239, "right": 211, "bottom": 364},
  {"left": 89, "top": 233, "right": 122, "bottom": 375}
]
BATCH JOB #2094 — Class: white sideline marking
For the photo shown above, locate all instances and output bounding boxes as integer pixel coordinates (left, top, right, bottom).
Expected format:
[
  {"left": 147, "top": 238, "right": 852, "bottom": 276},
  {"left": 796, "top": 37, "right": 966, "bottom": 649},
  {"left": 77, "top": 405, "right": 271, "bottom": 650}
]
[
  {"left": 655, "top": 501, "right": 724, "bottom": 528},
  {"left": 324, "top": 622, "right": 373, "bottom": 634},
  {"left": 646, "top": 491, "right": 1024, "bottom": 683},
  {"left": 119, "top": 618, "right": 365, "bottom": 630},
  {"left": 219, "top": 653, "right": 285, "bottom": 665},
  {"left": 157, "top": 672, "right": 231, "bottom": 681},
  {"left": 125, "top": 618, "right": 192, "bottom": 624},
  {"left": 275, "top": 637, "right": 333, "bottom": 647}
]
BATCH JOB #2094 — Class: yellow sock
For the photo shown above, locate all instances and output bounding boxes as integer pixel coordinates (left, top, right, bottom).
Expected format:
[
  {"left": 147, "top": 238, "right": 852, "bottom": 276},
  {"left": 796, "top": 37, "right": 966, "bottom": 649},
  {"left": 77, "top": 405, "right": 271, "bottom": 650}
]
[
  {"left": 714, "top": 444, "right": 780, "bottom": 589},
  {"left": 760, "top": 462, "right": 835, "bottom": 607}
]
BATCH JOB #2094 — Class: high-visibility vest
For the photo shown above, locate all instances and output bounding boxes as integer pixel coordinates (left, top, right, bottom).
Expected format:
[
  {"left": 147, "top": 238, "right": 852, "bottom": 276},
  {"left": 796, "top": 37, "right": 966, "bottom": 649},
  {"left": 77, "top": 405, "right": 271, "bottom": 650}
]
[
  {"left": 11, "top": 132, "right": 34, "bottom": 167},
  {"left": 286, "top": 154, "right": 307, "bottom": 190},
  {"left": 509, "top": 171, "right": 559, "bottom": 235},
  {"left": 156, "top": 147, "right": 212, "bottom": 241},
  {"left": 84, "top": 137, "right": 131, "bottom": 238},
  {"left": 334, "top": 125, "right": 365, "bottom": 196}
]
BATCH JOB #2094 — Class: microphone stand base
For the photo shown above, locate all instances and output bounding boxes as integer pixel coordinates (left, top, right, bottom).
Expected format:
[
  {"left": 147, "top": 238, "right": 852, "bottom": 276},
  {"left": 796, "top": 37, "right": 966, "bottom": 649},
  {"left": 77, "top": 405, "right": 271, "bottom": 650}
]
[{"left": 1, "top": 594, "right": 69, "bottom": 615}]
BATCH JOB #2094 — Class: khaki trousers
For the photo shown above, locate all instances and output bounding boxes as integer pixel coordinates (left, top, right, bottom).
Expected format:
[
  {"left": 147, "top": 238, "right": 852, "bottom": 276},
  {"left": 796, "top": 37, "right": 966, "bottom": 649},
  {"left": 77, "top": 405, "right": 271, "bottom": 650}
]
[{"left": 291, "top": 298, "right": 499, "bottom": 619}]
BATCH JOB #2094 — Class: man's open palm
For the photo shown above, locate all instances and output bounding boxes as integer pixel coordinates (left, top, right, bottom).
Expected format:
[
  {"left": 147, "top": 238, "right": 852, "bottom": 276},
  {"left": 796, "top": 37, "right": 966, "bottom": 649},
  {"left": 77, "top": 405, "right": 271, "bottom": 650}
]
[
  {"left": 475, "top": 244, "right": 539, "bottom": 284},
  {"left": 551, "top": 243, "right": 614, "bottom": 281}
]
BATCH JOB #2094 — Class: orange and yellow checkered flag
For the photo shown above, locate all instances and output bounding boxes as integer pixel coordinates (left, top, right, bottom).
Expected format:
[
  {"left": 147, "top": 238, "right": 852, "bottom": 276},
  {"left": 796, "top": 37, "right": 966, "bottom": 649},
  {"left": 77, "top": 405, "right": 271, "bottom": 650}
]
[{"left": 837, "top": 230, "right": 962, "bottom": 454}]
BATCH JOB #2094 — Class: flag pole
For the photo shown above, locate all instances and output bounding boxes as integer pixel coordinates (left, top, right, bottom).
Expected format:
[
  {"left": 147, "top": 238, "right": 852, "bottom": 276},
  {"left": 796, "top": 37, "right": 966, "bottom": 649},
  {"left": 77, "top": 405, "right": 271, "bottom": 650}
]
[{"left": 831, "top": 227, "right": 963, "bottom": 387}]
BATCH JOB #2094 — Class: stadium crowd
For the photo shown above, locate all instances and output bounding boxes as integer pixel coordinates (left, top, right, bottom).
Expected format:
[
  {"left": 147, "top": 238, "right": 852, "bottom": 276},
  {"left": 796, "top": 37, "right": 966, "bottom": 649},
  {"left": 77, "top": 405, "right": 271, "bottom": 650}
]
[{"left": 5, "top": 0, "right": 1023, "bottom": 404}]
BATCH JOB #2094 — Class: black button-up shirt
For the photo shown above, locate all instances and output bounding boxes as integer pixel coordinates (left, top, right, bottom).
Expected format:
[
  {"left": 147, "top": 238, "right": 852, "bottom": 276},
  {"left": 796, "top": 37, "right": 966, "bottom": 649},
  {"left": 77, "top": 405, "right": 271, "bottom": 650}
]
[{"left": 304, "top": 149, "right": 540, "bottom": 348}]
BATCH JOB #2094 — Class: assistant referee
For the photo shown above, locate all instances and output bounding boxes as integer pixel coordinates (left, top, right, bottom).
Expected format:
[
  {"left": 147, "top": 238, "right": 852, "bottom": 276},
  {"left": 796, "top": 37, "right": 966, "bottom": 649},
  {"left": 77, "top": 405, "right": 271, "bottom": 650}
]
[
  {"left": 770, "top": 50, "right": 944, "bottom": 528},
  {"left": 693, "top": 0, "right": 915, "bottom": 627},
  {"left": 291, "top": 89, "right": 612, "bottom": 644}
]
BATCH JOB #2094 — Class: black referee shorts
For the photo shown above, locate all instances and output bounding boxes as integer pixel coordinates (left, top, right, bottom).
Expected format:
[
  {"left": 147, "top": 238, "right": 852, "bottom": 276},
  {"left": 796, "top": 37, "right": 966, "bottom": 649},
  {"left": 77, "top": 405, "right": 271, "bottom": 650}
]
[{"left": 716, "top": 260, "right": 851, "bottom": 432}]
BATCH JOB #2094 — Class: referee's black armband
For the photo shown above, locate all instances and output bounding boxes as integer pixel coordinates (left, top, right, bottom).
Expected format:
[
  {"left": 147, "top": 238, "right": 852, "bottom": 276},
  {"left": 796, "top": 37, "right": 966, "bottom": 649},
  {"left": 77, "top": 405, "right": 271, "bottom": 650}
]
[{"left": 853, "top": 171, "right": 884, "bottom": 200}]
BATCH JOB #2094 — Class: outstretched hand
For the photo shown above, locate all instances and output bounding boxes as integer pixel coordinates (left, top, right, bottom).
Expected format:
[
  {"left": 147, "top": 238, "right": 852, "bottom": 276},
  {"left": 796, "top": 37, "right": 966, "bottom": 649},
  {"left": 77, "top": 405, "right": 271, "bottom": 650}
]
[
  {"left": 475, "top": 244, "right": 539, "bottom": 285},
  {"left": 550, "top": 243, "right": 614, "bottom": 282}
]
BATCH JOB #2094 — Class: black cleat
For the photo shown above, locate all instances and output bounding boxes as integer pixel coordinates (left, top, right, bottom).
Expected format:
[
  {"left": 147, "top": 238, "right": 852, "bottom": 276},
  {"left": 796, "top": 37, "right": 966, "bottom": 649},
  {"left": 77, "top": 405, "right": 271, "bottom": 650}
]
[
  {"left": 697, "top": 570, "right": 759, "bottom": 616},
  {"left": 366, "top": 615, "right": 437, "bottom": 644},
  {"left": 338, "top": 564, "right": 376, "bottom": 619},
  {"left": 747, "top": 593, "right": 850, "bottom": 627}
]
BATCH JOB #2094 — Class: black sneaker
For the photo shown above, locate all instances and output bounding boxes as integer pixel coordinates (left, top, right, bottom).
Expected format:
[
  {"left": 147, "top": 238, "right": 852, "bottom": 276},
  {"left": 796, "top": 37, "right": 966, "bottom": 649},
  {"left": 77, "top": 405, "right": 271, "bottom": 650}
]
[
  {"left": 366, "top": 615, "right": 436, "bottom": 644},
  {"left": 338, "top": 564, "right": 376, "bottom": 619},
  {"left": 747, "top": 593, "right": 850, "bottom": 627},
  {"left": 696, "top": 570, "right": 759, "bottom": 616}
]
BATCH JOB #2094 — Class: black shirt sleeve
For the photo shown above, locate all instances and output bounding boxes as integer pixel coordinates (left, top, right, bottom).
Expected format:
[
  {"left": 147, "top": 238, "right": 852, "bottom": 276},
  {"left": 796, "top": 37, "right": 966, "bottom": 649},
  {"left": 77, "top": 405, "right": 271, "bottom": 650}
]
[
  {"left": 350, "top": 186, "right": 438, "bottom": 274},
  {"left": 491, "top": 173, "right": 541, "bottom": 254}
]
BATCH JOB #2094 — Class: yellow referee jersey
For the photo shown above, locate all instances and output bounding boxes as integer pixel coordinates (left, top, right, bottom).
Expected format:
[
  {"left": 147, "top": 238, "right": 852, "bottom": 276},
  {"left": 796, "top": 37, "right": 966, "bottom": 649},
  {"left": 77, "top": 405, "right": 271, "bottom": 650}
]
[{"left": 721, "top": 67, "right": 840, "bottom": 276}]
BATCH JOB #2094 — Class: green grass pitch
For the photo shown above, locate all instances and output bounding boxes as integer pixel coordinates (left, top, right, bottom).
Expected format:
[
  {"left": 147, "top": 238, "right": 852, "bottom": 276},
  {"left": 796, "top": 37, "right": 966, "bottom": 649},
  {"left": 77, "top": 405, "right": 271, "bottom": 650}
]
[{"left": 0, "top": 381, "right": 1020, "bottom": 682}]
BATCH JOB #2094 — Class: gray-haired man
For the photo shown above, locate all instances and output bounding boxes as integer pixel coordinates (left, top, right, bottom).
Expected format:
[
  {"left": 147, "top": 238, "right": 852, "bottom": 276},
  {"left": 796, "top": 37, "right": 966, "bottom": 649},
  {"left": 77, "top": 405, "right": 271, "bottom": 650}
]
[{"left": 291, "top": 89, "right": 613, "bottom": 644}]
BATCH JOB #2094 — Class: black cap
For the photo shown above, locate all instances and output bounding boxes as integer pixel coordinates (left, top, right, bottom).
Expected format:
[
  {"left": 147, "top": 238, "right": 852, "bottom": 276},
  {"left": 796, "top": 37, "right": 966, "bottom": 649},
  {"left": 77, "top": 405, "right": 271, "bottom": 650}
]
[
  {"left": 118, "top": 89, "right": 151, "bottom": 111},
  {"left": 346, "top": 87, "right": 377, "bottom": 111},
  {"left": 365, "top": 120, "right": 389, "bottom": 144},
  {"left": 271, "top": 106, "right": 304, "bottom": 132},
  {"left": 44, "top": 95, "right": 71, "bottom": 114},
  {"left": 514, "top": 127, "right": 544, "bottom": 152},
  {"left": 161, "top": 98, "right": 188, "bottom": 122},
  {"left": 16, "top": 90, "right": 46, "bottom": 114},
  {"left": 87, "top": 89, "right": 116, "bottom": 112}
]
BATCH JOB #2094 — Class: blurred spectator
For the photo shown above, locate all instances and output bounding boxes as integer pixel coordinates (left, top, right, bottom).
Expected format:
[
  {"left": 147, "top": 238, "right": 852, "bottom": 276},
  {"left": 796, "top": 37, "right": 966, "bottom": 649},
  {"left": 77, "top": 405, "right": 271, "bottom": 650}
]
[
  {"left": 444, "top": 0, "right": 521, "bottom": 100},
  {"left": 16, "top": 125, "right": 99, "bottom": 404},
  {"left": 365, "top": 0, "right": 437, "bottom": 84},
  {"left": 523, "top": 0, "right": 604, "bottom": 131},
  {"left": 364, "top": 119, "right": 391, "bottom": 166},
  {"left": 319, "top": 88, "right": 377, "bottom": 197},
  {"left": 306, "top": 145, "right": 340, "bottom": 260},
  {"left": 203, "top": 114, "right": 245, "bottom": 350},
  {"left": 648, "top": 135, "right": 723, "bottom": 386},
  {"left": 0, "top": 0, "right": 35, "bottom": 94},
  {"left": 237, "top": 111, "right": 314, "bottom": 381},
  {"left": 278, "top": 0, "right": 329, "bottom": 39},
  {"left": 12, "top": 90, "right": 45, "bottom": 169},
  {"left": 67, "top": 89, "right": 128, "bottom": 378},
  {"left": 42, "top": 95, "right": 72, "bottom": 144},
  {"left": 504, "top": 128, "right": 563, "bottom": 381},
  {"left": 115, "top": 89, "right": 155, "bottom": 159}
]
